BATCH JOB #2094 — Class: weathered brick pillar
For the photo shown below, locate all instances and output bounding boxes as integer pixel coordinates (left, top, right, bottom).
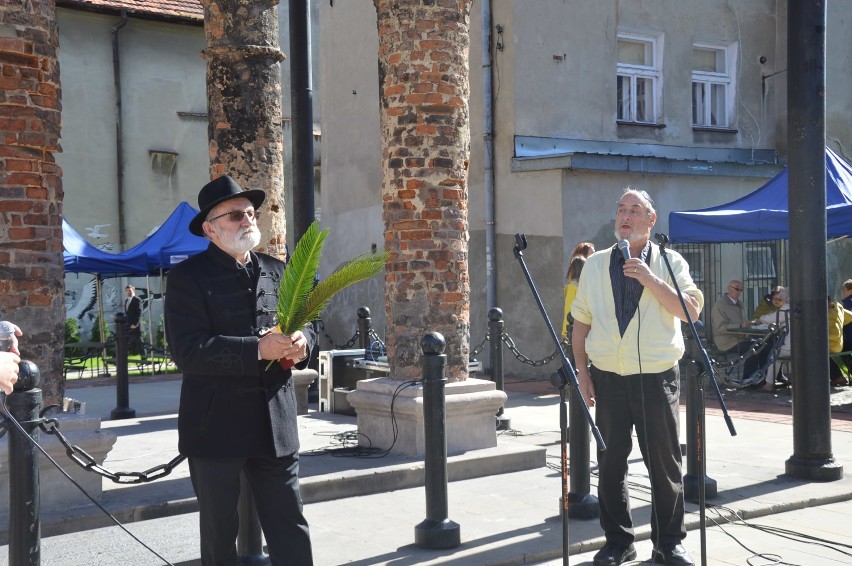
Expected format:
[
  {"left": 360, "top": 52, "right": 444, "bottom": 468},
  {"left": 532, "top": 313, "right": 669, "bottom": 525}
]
[
  {"left": 201, "top": 0, "right": 288, "bottom": 260},
  {"left": 0, "top": 0, "right": 66, "bottom": 406},
  {"left": 375, "top": 0, "right": 473, "bottom": 382}
]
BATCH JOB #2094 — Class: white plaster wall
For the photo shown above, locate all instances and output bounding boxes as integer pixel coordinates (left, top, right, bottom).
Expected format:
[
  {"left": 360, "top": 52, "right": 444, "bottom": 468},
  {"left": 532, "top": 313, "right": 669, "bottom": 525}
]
[{"left": 317, "top": 1, "right": 387, "bottom": 341}]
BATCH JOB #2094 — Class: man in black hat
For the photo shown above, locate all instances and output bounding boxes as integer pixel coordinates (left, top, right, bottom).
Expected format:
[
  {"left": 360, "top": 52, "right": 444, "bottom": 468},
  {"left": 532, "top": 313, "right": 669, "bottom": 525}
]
[{"left": 165, "top": 175, "right": 315, "bottom": 565}]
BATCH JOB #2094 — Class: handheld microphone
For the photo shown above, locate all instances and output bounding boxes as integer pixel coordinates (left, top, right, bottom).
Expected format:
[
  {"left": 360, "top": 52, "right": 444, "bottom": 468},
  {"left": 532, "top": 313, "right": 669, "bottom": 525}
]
[
  {"left": 0, "top": 321, "right": 15, "bottom": 353},
  {"left": 617, "top": 239, "right": 631, "bottom": 261}
]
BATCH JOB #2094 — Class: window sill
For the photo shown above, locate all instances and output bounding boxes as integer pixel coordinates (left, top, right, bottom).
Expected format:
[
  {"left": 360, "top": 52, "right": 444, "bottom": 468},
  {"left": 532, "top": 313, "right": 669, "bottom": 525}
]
[
  {"left": 617, "top": 120, "right": 666, "bottom": 129},
  {"left": 693, "top": 126, "right": 738, "bottom": 134}
]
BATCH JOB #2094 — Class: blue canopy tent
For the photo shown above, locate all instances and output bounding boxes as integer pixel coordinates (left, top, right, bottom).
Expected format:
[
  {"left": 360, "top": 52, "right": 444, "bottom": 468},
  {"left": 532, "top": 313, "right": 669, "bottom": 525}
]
[
  {"left": 669, "top": 147, "right": 852, "bottom": 243},
  {"left": 122, "top": 201, "right": 209, "bottom": 272},
  {"left": 63, "top": 218, "right": 151, "bottom": 360},
  {"left": 63, "top": 218, "right": 150, "bottom": 276},
  {"left": 64, "top": 203, "right": 208, "bottom": 348}
]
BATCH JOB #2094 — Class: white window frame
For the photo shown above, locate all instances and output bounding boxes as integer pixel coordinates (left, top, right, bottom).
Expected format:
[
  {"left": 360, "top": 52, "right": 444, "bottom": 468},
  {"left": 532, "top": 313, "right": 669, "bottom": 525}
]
[
  {"left": 691, "top": 42, "right": 737, "bottom": 129},
  {"left": 616, "top": 33, "right": 662, "bottom": 124}
]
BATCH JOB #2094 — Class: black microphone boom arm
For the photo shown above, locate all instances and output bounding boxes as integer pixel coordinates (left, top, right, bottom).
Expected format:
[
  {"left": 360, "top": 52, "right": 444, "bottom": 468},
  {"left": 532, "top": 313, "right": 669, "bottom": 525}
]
[{"left": 512, "top": 234, "right": 605, "bottom": 450}]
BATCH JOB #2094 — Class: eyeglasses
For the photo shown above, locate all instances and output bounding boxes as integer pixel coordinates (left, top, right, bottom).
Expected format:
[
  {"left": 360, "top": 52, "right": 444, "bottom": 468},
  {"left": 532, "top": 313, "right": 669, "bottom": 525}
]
[
  {"left": 729, "top": 286, "right": 743, "bottom": 292},
  {"left": 207, "top": 209, "right": 259, "bottom": 223}
]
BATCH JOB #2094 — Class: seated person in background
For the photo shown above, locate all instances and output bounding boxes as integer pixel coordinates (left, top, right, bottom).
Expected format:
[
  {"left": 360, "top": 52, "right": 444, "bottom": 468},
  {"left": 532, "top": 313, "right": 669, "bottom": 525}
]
[
  {"left": 828, "top": 295, "right": 852, "bottom": 387},
  {"left": 751, "top": 288, "right": 779, "bottom": 320},
  {"left": 842, "top": 279, "right": 852, "bottom": 353},
  {"left": 758, "top": 286, "right": 791, "bottom": 391},
  {"left": 712, "top": 280, "right": 763, "bottom": 383}
]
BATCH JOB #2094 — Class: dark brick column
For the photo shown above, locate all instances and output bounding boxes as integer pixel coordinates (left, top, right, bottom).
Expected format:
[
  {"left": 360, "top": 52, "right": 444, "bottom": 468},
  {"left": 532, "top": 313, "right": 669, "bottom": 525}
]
[
  {"left": 375, "top": 0, "right": 473, "bottom": 382},
  {"left": 201, "top": 0, "right": 288, "bottom": 259},
  {"left": 0, "top": 0, "right": 66, "bottom": 405}
]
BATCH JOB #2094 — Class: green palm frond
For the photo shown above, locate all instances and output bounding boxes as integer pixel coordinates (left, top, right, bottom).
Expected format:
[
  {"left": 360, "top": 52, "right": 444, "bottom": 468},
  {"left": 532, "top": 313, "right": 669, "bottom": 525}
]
[
  {"left": 277, "top": 222, "right": 328, "bottom": 335},
  {"left": 298, "top": 251, "right": 389, "bottom": 324}
]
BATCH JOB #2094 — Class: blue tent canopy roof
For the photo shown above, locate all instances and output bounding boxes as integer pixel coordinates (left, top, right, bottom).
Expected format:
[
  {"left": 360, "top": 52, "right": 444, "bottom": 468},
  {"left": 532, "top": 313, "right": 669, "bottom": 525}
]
[
  {"left": 63, "top": 218, "right": 150, "bottom": 276},
  {"left": 669, "top": 147, "right": 852, "bottom": 243},
  {"left": 122, "top": 201, "right": 209, "bottom": 271},
  {"left": 63, "top": 202, "right": 209, "bottom": 276}
]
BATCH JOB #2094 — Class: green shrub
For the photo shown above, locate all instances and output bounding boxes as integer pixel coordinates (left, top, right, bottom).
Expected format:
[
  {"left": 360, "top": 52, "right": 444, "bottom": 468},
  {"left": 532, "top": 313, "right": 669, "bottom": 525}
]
[{"left": 65, "top": 318, "right": 82, "bottom": 356}]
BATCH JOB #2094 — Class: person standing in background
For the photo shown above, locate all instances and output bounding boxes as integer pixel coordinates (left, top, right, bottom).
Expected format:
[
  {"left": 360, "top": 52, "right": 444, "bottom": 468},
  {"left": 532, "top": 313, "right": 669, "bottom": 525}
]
[
  {"left": 124, "top": 285, "right": 143, "bottom": 357},
  {"left": 562, "top": 242, "right": 595, "bottom": 337}
]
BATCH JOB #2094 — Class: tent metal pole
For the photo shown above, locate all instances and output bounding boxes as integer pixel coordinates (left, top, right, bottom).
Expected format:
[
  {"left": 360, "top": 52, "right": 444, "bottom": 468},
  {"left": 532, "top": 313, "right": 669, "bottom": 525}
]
[
  {"left": 96, "top": 274, "right": 108, "bottom": 377},
  {"left": 146, "top": 273, "right": 155, "bottom": 348}
]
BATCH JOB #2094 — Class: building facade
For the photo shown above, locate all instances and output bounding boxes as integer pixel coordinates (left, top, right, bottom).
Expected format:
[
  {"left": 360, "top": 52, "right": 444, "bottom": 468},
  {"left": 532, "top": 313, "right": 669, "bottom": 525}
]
[{"left": 318, "top": 0, "right": 852, "bottom": 378}]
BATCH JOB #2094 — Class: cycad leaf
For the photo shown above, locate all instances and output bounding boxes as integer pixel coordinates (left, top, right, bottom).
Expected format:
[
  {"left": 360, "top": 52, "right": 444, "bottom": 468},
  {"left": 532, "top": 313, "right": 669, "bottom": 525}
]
[
  {"left": 298, "top": 251, "right": 389, "bottom": 324},
  {"left": 277, "top": 221, "right": 328, "bottom": 335}
]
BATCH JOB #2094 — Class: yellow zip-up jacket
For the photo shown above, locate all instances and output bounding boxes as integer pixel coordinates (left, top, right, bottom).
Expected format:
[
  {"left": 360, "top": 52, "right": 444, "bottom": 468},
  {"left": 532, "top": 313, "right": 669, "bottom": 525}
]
[{"left": 571, "top": 243, "right": 703, "bottom": 375}]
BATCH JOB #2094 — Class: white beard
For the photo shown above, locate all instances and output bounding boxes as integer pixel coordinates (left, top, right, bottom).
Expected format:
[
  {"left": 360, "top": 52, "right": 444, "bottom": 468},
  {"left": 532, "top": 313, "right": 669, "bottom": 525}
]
[
  {"left": 614, "top": 228, "right": 643, "bottom": 243},
  {"left": 214, "top": 225, "right": 261, "bottom": 257}
]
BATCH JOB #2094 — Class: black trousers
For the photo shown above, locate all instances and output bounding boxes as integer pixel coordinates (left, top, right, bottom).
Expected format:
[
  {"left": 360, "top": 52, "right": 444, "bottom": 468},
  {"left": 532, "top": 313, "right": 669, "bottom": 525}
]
[
  {"left": 188, "top": 453, "right": 313, "bottom": 566},
  {"left": 128, "top": 326, "right": 145, "bottom": 357},
  {"left": 590, "top": 365, "right": 686, "bottom": 548}
]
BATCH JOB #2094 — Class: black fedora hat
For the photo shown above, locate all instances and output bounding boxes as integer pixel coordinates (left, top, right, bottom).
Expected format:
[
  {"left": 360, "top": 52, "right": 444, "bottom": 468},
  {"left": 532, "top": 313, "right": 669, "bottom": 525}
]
[{"left": 189, "top": 175, "right": 266, "bottom": 236}]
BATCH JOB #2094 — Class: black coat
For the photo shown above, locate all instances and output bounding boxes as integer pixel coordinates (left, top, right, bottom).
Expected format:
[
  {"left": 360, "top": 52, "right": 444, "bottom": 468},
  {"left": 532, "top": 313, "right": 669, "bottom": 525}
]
[
  {"left": 164, "top": 243, "right": 315, "bottom": 458},
  {"left": 125, "top": 295, "right": 142, "bottom": 326}
]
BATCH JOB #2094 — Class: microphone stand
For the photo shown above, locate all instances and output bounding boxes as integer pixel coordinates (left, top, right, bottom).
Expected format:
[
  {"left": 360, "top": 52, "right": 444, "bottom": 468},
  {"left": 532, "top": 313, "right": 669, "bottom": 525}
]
[
  {"left": 655, "top": 233, "right": 737, "bottom": 566},
  {"left": 513, "top": 234, "right": 606, "bottom": 566}
]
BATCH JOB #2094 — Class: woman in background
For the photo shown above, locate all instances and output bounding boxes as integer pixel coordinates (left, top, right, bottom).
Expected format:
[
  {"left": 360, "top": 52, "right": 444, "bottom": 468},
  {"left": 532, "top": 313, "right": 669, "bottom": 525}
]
[
  {"left": 562, "top": 255, "right": 587, "bottom": 337},
  {"left": 759, "top": 286, "right": 790, "bottom": 392},
  {"left": 562, "top": 242, "right": 595, "bottom": 338}
]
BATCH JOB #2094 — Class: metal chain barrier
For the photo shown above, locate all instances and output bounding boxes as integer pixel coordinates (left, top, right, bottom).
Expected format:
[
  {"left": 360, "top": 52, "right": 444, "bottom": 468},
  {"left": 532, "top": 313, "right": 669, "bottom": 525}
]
[
  {"left": 37, "top": 408, "right": 186, "bottom": 484},
  {"left": 709, "top": 324, "right": 782, "bottom": 370},
  {"left": 470, "top": 333, "right": 489, "bottom": 358},
  {"left": 368, "top": 329, "right": 386, "bottom": 350},
  {"left": 317, "top": 319, "right": 359, "bottom": 350},
  {"left": 501, "top": 331, "right": 570, "bottom": 367}
]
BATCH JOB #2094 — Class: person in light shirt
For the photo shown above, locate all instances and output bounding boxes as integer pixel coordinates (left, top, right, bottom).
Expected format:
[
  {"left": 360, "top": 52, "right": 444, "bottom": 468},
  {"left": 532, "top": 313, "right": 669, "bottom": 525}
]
[{"left": 572, "top": 188, "right": 700, "bottom": 566}]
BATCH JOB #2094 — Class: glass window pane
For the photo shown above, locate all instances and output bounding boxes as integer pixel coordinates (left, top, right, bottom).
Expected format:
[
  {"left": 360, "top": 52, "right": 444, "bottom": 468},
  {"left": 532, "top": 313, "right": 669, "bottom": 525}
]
[
  {"left": 618, "top": 39, "right": 649, "bottom": 66},
  {"left": 617, "top": 75, "right": 631, "bottom": 120},
  {"left": 710, "top": 83, "right": 726, "bottom": 126},
  {"left": 692, "top": 82, "right": 706, "bottom": 125},
  {"left": 636, "top": 77, "right": 652, "bottom": 121},
  {"left": 693, "top": 47, "right": 719, "bottom": 72}
]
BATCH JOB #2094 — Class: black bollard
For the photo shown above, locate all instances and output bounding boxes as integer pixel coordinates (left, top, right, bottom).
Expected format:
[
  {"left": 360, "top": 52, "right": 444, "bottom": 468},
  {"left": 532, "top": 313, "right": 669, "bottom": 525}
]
[
  {"left": 357, "top": 306, "right": 371, "bottom": 358},
  {"left": 567, "top": 385, "right": 599, "bottom": 518},
  {"left": 684, "top": 362, "right": 717, "bottom": 501},
  {"left": 414, "top": 332, "right": 460, "bottom": 549},
  {"left": 7, "top": 360, "right": 43, "bottom": 566},
  {"left": 111, "top": 312, "right": 135, "bottom": 420},
  {"left": 488, "top": 308, "right": 510, "bottom": 430},
  {"left": 237, "top": 472, "right": 268, "bottom": 564}
]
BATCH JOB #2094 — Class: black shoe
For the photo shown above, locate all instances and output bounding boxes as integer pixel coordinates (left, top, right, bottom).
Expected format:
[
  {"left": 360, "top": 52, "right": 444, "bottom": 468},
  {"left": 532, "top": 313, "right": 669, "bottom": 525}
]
[
  {"left": 651, "top": 543, "right": 695, "bottom": 565},
  {"left": 775, "top": 371, "right": 790, "bottom": 386},
  {"left": 593, "top": 542, "right": 637, "bottom": 566}
]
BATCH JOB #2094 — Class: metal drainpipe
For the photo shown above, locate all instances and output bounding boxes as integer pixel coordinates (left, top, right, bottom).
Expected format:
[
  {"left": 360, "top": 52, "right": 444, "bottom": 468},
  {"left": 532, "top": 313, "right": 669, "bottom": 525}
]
[
  {"left": 482, "top": 0, "right": 497, "bottom": 311},
  {"left": 289, "top": 0, "right": 315, "bottom": 243},
  {"left": 112, "top": 11, "right": 128, "bottom": 248}
]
